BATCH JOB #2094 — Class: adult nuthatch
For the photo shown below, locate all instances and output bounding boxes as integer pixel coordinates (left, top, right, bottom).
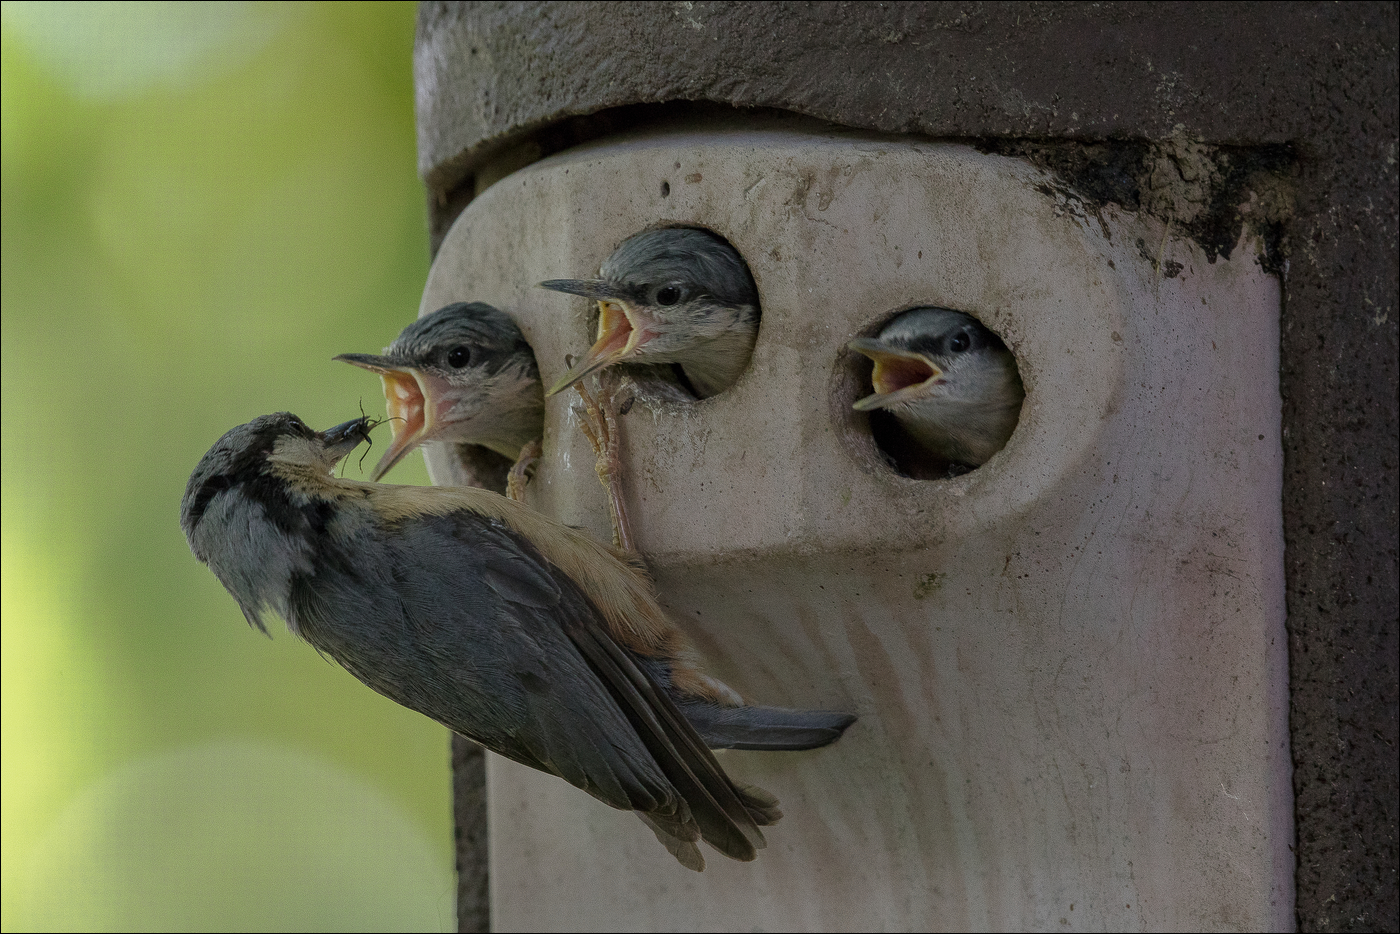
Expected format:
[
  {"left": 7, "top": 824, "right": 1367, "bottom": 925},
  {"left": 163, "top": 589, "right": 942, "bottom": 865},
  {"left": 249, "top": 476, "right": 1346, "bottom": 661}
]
[
  {"left": 180, "top": 413, "right": 854, "bottom": 870},
  {"left": 541, "top": 227, "right": 759, "bottom": 399},
  {"left": 336, "top": 302, "right": 543, "bottom": 482},
  {"left": 849, "top": 308, "right": 1025, "bottom": 468}
]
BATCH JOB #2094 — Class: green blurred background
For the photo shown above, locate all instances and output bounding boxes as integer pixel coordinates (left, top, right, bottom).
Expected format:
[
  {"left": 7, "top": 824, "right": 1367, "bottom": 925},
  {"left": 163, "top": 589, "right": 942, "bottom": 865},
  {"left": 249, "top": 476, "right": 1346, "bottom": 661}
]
[{"left": 2, "top": 2, "right": 455, "bottom": 929}]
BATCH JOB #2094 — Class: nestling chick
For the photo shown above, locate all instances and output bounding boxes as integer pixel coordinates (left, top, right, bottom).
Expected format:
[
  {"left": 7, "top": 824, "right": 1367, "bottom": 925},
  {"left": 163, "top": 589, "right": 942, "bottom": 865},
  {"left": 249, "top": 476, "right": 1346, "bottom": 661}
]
[
  {"left": 849, "top": 308, "right": 1025, "bottom": 469},
  {"left": 180, "top": 413, "right": 853, "bottom": 870},
  {"left": 336, "top": 302, "right": 543, "bottom": 482},
  {"left": 541, "top": 227, "right": 759, "bottom": 398}
]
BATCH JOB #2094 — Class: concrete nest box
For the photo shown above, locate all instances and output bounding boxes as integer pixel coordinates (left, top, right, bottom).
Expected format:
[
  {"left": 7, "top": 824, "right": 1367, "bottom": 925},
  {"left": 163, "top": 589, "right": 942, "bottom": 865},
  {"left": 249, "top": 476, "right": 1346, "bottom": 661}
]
[{"left": 420, "top": 131, "right": 1290, "bottom": 931}]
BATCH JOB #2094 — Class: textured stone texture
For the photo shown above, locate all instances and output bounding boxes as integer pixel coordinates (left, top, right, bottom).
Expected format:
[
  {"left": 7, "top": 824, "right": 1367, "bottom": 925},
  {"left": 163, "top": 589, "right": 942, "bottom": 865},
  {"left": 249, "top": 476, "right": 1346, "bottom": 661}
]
[{"left": 415, "top": 4, "right": 1398, "bottom": 931}]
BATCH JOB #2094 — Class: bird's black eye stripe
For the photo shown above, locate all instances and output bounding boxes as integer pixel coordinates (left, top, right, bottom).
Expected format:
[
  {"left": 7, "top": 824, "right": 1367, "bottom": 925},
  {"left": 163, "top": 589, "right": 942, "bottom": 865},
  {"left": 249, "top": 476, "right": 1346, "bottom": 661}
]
[
  {"left": 905, "top": 336, "right": 942, "bottom": 357},
  {"left": 286, "top": 416, "right": 316, "bottom": 438},
  {"left": 187, "top": 420, "right": 288, "bottom": 528},
  {"left": 447, "top": 346, "right": 471, "bottom": 368},
  {"left": 655, "top": 285, "right": 682, "bottom": 306}
]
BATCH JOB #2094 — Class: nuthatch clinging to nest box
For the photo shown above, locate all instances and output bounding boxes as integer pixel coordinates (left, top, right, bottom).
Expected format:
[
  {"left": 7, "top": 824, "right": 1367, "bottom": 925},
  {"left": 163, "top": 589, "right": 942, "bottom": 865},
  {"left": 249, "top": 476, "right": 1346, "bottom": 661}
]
[
  {"left": 180, "top": 413, "right": 854, "bottom": 870},
  {"left": 541, "top": 227, "right": 760, "bottom": 399},
  {"left": 336, "top": 302, "right": 544, "bottom": 482},
  {"left": 849, "top": 307, "right": 1025, "bottom": 469}
]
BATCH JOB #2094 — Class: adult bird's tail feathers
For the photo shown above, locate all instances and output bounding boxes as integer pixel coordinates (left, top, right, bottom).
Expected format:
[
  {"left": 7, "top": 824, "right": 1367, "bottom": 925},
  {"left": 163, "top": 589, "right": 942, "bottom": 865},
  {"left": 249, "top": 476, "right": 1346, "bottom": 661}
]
[
  {"left": 732, "top": 781, "right": 783, "bottom": 825},
  {"left": 637, "top": 812, "right": 705, "bottom": 872},
  {"left": 561, "top": 616, "right": 772, "bottom": 870},
  {"left": 676, "top": 700, "right": 858, "bottom": 752}
]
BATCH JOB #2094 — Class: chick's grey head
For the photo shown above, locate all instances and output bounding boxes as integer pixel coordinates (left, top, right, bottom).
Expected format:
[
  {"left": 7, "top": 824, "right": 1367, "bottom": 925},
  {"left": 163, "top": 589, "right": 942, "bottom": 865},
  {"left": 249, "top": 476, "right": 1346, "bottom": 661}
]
[
  {"left": 336, "top": 302, "right": 542, "bottom": 481},
  {"left": 540, "top": 227, "right": 759, "bottom": 398},
  {"left": 180, "top": 413, "right": 373, "bottom": 632},
  {"left": 849, "top": 308, "right": 1025, "bottom": 468}
]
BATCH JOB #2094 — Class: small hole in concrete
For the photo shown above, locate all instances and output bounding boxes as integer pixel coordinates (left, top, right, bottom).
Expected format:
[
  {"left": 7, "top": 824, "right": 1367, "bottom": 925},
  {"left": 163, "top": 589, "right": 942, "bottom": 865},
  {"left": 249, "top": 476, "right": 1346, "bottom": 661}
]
[
  {"left": 835, "top": 307, "right": 1024, "bottom": 480},
  {"left": 660, "top": 180, "right": 671, "bottom": 197}
]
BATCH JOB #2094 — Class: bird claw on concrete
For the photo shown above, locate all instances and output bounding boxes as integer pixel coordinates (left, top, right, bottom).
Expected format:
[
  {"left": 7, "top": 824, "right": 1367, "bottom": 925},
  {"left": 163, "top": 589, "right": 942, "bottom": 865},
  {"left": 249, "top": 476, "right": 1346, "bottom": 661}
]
[
  {"left": 506, "top": 439, "right": 542, "bottom": 503},
  {"left": 573, "top": 376, "right": 634, "bottom": 553}
]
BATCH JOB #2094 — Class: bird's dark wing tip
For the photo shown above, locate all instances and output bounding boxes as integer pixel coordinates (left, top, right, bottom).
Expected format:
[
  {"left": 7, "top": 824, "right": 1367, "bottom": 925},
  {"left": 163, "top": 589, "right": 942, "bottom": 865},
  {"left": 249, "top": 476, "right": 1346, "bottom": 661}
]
[{"left": 638, "top": 812, "right": 707, "bottom": 871}]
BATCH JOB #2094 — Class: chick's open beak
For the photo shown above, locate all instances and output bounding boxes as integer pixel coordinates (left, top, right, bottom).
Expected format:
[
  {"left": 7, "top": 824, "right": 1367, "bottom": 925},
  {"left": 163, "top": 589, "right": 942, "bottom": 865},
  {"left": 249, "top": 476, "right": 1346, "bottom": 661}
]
[
  {"left": 335, "top": 353, "right": 449, "bottom": 481},
  {"left": 847, "top": 338, "right": 945, "bottom": 411},
  {"left": 539, "top": 279, "right": 657, "bottom": 397}
]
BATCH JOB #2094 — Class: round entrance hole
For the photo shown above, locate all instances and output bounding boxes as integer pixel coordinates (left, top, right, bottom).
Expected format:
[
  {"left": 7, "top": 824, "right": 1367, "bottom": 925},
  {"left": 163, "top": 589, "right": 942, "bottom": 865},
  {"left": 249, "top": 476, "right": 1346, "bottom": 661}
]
[
  {"left": 835, "top": 306, "right": 1025, "bottom": 480},
  {"left": 570, "top": 224, "right": 761, "bottom": 406}
]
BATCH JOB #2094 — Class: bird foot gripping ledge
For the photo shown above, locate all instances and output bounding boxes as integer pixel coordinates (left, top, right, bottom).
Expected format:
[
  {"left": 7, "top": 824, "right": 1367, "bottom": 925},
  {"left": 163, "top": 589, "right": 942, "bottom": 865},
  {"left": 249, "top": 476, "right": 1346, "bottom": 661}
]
[{"left": 572, "top": 375, "right": 635, "bottom": 554}]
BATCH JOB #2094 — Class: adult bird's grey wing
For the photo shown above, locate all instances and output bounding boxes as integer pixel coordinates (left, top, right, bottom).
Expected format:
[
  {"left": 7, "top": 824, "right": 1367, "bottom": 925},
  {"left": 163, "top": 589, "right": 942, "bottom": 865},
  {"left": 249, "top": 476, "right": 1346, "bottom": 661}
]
[
  {"left": 558, "top": 612, "right": 773, "bottom": 854},
  {"left": 464, "top": 514, "right": 775, "bottom": 861},
  {"left": 285, "top": 508, "right": 769, "bottom": 868},
  {"left": 286, "top": 512, "right": 673, "bottom": 804},
  {"left": 465, "top": 515, "right": 775, "bottom": 862}
]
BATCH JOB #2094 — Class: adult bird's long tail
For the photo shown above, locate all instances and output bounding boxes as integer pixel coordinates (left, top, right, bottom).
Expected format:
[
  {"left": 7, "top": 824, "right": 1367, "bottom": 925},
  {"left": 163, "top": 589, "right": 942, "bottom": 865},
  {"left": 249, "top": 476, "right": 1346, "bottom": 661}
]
[
  {"left": 675, "top": 700, "right": 858, "bottom": 752},
  {"left": 561, "top": 608, "right": 780, "bottom": 870}
]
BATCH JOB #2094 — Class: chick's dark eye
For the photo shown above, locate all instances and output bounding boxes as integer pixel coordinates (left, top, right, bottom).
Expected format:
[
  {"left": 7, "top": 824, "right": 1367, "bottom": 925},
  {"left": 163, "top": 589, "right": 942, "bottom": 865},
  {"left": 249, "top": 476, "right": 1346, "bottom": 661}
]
[
  {"left": 446, "top": 346, "right": 471, "bottom": 368},
  {"left": 655, "top": 285, "right": 681, "bottom": 306},
  {"left": 949, "top": 332, "right": 971, "bottom": 353}
]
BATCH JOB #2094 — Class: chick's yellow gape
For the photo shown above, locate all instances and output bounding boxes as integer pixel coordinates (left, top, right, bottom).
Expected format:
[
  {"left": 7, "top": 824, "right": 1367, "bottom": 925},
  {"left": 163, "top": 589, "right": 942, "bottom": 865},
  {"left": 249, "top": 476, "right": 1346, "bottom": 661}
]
[{"left": 337, "top": 301, "right": 546, "bottom": 483}]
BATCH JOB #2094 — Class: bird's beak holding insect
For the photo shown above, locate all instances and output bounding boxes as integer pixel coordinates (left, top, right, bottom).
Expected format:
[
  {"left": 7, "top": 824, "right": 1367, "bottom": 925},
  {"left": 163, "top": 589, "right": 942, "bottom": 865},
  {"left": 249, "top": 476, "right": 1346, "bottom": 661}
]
[
  {"left": 847, "top": 338, "right": 946, "bottom": 411},
  {"left": 335, "top": 353, "right": 450, "bottom": 481},
  {"left": 319, "top": 416, "right": 376, "bottom": 465},
  {"left": 539, "top": 279, "right": 659, "bottom": 397}
]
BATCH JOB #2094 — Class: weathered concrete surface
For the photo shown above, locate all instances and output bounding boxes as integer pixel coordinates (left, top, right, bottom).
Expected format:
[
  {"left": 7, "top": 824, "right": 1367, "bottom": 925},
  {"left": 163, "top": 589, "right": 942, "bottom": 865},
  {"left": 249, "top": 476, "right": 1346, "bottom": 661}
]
[
  {"left": 419, "top": 133, "right": 1292, "bottom": 931},
  {"left": 414, "top": 3, "right": 1390, "bottom": 195},
  {"left": 415, "top": 6, "right": 1398, "bottom": 930}
]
